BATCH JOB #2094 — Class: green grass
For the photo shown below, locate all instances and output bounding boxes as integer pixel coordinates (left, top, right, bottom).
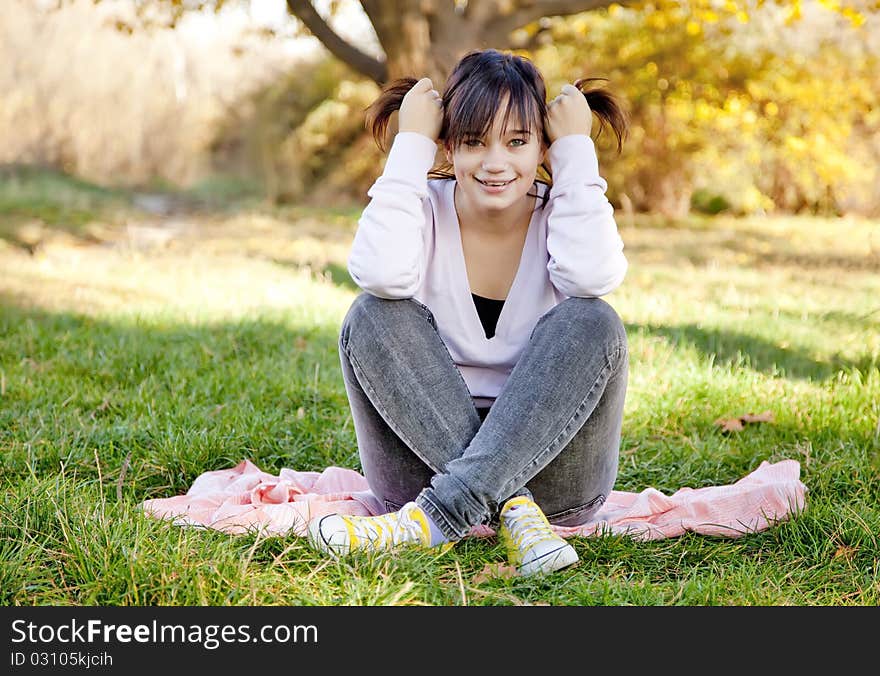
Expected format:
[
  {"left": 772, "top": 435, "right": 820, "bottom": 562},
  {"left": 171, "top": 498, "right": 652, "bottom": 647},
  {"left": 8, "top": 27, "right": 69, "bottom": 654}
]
[{"left": 1, "top": 169, "right": 878, "bottom": 605}]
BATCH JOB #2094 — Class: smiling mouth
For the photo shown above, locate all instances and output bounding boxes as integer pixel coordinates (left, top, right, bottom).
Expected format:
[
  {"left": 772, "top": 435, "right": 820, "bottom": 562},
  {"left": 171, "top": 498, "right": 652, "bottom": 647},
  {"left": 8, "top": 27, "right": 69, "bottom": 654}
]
[{"left": 476, "top": 178, "right": 514, "bottom": 187}]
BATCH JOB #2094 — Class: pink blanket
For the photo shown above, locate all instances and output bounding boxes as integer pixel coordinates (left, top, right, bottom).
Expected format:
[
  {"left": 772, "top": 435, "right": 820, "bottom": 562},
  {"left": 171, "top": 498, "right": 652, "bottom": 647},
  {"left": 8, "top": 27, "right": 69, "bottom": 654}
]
[{"left": 139, "top": 459, "right": 807, "bottom": 541}]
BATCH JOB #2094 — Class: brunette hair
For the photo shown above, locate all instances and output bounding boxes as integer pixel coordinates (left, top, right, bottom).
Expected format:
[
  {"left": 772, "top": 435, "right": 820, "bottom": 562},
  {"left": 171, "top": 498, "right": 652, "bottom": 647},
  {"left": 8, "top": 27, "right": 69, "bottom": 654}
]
[{"left": 364, "top": 49, "right": 628, "bottom": 207}]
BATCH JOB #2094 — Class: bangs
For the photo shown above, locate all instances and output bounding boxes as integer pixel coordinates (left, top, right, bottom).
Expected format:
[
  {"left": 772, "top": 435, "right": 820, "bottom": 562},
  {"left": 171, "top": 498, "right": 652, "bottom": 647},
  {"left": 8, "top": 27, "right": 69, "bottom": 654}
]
[{"left": 443, "top": 76, "right": 542, "bottom": 148}]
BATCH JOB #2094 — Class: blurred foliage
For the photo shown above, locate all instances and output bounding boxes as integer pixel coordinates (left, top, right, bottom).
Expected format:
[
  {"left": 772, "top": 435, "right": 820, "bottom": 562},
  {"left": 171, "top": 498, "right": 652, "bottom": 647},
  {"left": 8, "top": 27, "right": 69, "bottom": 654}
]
[
  {"left": 528, "top": 1, "right": 879, "bottom": 216},
  {"left": 0, "top": 0, "right": 297, "bottom": 187},
  {"left": 214, "top": 58, "right": 383, "bottom": 205},
  {"left": 238, "top": 1, "right": 878, "bottom": 215},
  {"left": 3, "top": 0, "right": 879, "bottom": 216}
]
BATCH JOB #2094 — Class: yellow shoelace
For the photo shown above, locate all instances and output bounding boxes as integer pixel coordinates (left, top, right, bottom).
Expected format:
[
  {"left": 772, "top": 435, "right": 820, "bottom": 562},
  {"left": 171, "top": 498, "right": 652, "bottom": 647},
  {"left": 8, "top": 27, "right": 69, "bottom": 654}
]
[{"left": 345, "top": 504, "right": 427, "bottom": 551}]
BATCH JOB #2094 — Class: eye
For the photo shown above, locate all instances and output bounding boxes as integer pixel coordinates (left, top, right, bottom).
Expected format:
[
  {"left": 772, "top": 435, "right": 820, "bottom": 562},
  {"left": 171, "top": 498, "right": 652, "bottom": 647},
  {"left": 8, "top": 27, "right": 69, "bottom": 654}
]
[
  {"left": 510, "top": 138, "right": 527, "bottom": 147},
  {"left": 464, "top": 138, "right": 482, "bottom": 147}
]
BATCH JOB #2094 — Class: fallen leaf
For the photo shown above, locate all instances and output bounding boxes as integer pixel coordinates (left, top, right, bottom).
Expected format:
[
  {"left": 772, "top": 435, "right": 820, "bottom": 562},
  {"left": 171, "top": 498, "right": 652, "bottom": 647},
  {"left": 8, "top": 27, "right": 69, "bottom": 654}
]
[
  {"left": 741, "top": 410, "right": 775, "bottom": 423},
  {"left": 472, "top": 562, "right": 518, "bottom": 584},
  {"left": 714, "top": 410, "right": 775, "bottom": 433},
  {"left": 833, "top": 545, "right": 858, "bottom": 561},
  {"left": 714, "top": 417, "right": 745, "bottom": 432}
]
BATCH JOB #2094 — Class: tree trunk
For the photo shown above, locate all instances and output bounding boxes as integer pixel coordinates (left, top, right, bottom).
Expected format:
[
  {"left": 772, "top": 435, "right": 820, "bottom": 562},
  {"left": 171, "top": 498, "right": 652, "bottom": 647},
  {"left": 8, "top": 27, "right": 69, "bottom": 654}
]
[
  {"left": 289, "top": 1, "right": 626, "bottom": 86},
  {"left": 366, "top": 0, "right": 485, "bottom": 85}
]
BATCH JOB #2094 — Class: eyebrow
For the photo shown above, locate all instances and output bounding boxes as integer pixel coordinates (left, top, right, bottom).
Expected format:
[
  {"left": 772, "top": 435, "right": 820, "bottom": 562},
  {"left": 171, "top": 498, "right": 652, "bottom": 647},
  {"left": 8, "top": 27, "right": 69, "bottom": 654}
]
[{"left": 464, "top": 129, "right": 532, "bottom": 137}]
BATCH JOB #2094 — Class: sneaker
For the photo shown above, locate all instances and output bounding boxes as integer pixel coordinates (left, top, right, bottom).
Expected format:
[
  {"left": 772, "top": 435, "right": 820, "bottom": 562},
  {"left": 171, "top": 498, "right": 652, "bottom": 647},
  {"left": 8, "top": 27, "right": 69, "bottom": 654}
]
[
  {"left": 499, "top": 496, "right": 579, "bottom": 576},
  {"left": 308, "top": 502, "right": 431, "bottom": 557}
]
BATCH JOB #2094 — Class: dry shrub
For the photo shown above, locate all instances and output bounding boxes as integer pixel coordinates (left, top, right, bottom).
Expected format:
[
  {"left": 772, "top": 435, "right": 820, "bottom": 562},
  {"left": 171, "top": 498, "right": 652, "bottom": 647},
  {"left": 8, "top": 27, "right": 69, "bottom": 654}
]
[
  {"left": 210, "top": 56, "right": 381, "bottom": 206},
  {"left": 274, "top": 78, "right": 382, "bottom": 205},
  {"left": 0, "top": 0, "right": 304, "bottom": 187}
]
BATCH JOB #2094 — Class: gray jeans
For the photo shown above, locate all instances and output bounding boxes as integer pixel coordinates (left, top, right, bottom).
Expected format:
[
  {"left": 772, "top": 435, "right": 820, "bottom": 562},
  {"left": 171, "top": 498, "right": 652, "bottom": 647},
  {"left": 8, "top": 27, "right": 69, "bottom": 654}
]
[{"left": 338, "top": 292, "right": 628, "bottom": 540}]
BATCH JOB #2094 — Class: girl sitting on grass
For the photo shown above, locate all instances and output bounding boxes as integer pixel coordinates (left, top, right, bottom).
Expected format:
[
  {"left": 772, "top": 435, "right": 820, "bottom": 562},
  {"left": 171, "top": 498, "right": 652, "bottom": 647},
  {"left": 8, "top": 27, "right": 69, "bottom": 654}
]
[{"left": 308, "top": 48, "right": 630, "bottom": 577}]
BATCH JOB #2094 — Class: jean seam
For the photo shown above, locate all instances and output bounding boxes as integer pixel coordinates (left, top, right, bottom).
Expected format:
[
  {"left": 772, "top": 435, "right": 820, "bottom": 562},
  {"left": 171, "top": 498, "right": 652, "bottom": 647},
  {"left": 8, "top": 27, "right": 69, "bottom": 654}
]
[
  {"left": 544, "top": 493, "right": 606, "bottom": 524},
  {"left": 410, "top": 298, "right": 434, "bottom": 322},
  {"left": 384, "top": 499, "right": 404, "bottom": 513},
  {"left": 416, "top": 490, "right": 466, "bottom": 540},
  {"left": 610, "top": 342, "right": 627, "bottom": 373},
  {"left": 421, "top": 472, "right": 489, "bottom": 536}
]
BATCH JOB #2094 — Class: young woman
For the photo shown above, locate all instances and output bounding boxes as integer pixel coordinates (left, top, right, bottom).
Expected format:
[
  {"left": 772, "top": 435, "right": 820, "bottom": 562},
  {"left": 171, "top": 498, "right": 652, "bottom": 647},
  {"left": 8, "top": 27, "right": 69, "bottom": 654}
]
[{"left": 308, "top": 49, "right": 630, "bottom": 576}]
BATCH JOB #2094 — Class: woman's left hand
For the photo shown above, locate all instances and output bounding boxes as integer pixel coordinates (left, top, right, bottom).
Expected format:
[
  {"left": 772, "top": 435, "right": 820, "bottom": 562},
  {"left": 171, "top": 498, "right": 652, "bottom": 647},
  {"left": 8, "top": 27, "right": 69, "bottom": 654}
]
[{"left": 546, "top": 83, "right": 593, "bottom": 144}]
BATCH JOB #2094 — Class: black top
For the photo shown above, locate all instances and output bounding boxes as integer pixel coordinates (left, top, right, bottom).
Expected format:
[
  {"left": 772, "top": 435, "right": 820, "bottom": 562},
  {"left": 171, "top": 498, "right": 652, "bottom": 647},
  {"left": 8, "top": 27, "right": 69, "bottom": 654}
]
[{"left": 471, "top": 293, "right": 505, "bottom": 339}]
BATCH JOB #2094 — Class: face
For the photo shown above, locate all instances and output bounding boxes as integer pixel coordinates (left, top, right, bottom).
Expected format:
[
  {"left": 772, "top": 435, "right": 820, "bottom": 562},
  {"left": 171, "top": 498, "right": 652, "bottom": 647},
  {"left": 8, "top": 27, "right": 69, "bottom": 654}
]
[{"left": 444, "top": 96, "right": 547, "bottom": 217}]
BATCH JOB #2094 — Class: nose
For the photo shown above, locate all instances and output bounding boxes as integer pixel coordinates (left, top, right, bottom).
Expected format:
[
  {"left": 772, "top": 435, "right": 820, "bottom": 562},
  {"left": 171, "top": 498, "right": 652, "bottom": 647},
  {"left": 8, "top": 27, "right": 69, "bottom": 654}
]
[
  {"left": 482, "top": 138, "right": 510, "bottom": 173},
  {"left": 481, "top": 147, "right": 509, "bottom": 173}
]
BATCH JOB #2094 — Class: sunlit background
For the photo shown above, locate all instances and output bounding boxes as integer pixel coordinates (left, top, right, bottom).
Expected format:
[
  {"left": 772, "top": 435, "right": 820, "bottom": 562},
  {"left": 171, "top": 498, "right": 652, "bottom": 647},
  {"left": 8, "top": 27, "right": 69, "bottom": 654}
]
[{"left": 3, "top": 0, "right": 877, "bottom": 215}]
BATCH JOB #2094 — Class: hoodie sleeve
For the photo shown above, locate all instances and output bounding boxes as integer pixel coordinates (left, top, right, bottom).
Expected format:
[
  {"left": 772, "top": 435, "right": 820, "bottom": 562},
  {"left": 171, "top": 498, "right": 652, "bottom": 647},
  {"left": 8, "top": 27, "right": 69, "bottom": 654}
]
[
  {"left": 347, "top": 131, "right": 438, "bottom": 299},
  {"left": 544, "top": 134, "right": 628, "bottom": 298}
]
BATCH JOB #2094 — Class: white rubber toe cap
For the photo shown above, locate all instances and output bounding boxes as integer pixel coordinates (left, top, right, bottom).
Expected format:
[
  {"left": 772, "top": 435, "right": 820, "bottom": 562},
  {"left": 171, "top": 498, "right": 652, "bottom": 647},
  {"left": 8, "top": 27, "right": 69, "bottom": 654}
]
[{"left": 307, "top": 514, "right": 349, "bottom": 557}]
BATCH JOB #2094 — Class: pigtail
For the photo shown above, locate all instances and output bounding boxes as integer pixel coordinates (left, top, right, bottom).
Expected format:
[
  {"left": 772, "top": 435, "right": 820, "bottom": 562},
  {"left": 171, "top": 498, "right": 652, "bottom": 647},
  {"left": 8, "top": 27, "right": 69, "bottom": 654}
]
[
  {"left": 573, "top": 77, "right": 629, "bottom": 154},
  {"left": 364, "top": 77, "right": 419, "bottom": 153}
]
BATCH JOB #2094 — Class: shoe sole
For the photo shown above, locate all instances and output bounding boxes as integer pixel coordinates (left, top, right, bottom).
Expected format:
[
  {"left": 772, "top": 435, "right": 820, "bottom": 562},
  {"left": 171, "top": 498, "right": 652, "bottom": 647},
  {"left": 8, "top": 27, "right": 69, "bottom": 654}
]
[{"left": 518, "top": 543, "right": 579, "bottom": 577}]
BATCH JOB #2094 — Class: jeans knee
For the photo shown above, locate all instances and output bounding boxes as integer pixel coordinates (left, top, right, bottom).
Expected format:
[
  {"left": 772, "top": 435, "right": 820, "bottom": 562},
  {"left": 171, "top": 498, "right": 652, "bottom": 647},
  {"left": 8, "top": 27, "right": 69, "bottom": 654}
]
[
  {"left": 339, "top": 292, "right": 432, "bottom": 351},
  {"left": 534, "top": 297, "right": 627, "bottom": 356}
]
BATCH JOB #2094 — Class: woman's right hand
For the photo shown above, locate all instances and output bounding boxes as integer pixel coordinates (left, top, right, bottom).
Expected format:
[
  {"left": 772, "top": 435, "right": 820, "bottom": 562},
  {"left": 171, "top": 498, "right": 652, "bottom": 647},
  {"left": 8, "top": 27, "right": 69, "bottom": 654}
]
[{"left": 399, "top": 77, "right": 444, "bottom": 141}]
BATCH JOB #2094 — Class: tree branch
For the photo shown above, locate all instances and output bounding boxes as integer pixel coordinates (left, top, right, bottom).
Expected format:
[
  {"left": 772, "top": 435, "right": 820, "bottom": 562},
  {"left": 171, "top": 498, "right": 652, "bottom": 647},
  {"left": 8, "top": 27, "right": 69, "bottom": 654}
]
[
  {"left": 483, "top": 0, "right": 636, "bottom": 48},
  {"left": 359, "top": 0, "right": 391, "bottom": 51},
  {"left": 286, "top": 0, "right": 387, "bottom": 84}
]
